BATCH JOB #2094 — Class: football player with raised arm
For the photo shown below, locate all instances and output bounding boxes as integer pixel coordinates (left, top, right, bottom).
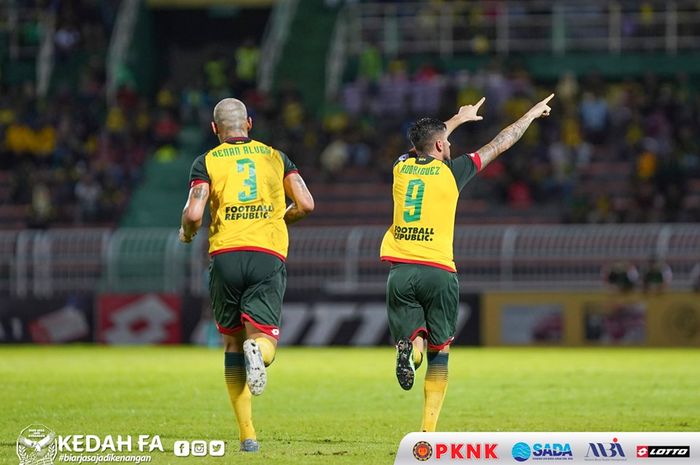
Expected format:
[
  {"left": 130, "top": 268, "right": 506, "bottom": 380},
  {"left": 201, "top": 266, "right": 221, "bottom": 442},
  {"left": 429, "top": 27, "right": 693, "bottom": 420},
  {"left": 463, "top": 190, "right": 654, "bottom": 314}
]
[{"left": 380, "top": 94, "right": 554, "bottom": 431}]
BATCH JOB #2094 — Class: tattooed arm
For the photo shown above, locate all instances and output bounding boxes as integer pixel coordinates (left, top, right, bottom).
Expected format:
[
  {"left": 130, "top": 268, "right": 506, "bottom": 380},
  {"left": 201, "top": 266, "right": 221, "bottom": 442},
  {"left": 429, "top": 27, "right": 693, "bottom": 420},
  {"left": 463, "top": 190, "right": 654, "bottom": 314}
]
[
  {"left": 283, "top": 172, "right": 314, "bottom": 224},
  {"left": 179, "top": 183, "right": 210, "bottom": 243},
  {"left": 476, "top": 93, "right": 554, "bottom": 169}
]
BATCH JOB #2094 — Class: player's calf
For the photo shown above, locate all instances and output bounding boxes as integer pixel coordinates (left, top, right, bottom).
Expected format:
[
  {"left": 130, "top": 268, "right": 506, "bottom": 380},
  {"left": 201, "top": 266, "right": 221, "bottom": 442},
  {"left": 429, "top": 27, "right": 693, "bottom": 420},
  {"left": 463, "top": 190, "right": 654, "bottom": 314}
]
[
  {"left": 223, "top": 351, "right": 257, "bottom": 443},
  {"left": 421, "top": 350, "right": 449, "bottom": 432}
]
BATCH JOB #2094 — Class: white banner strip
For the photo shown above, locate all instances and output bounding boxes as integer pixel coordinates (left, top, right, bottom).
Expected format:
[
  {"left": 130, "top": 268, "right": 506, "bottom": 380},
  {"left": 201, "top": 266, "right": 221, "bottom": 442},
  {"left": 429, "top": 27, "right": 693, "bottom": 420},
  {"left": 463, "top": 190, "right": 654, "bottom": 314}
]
[{"left": 395, "top": 433, "right": 699, "bottom": 465}]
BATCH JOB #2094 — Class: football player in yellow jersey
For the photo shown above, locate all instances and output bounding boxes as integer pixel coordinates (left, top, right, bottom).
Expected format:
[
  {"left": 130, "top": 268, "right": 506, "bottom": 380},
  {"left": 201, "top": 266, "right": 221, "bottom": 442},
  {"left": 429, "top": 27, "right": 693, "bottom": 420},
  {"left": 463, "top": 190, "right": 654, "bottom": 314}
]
[
  {"left": 178, "top": 98, "right": 314, "bottom": 452},
  {"left": 381, "top": 93, "right": 554, "bottom": 431}
]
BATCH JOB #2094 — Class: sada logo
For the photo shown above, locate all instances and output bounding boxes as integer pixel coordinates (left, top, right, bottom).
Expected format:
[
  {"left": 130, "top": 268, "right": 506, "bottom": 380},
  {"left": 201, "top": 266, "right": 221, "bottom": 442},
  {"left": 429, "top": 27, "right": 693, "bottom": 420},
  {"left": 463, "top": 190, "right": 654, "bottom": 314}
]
[
  {"left": 512, "top": 442, "right": 531, "bottom": 462},
  {"left": 413, "top": 441, "right": 433, "bottom": 461},
  {"left": 16, "top": 424, "right": 57, "bottom": 465},
  {"left": 512, "top": 442, "right": 573, "bottom": 461}
]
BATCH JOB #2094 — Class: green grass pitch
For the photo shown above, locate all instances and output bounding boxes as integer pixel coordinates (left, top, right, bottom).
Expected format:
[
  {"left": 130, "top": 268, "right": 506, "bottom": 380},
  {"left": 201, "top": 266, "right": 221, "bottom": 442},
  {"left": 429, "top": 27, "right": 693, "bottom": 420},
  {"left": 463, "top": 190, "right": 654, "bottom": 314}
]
[{"left": 1, "top": 346, "right": 699, "bottom": 464}]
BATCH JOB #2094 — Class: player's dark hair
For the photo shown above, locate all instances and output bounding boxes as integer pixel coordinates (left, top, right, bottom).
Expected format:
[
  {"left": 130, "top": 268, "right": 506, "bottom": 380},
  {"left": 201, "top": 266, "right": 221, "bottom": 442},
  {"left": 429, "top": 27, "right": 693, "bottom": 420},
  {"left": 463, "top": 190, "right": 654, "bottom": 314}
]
[{"left": 407, "top": 118, "right": 447, "bottom": 154}]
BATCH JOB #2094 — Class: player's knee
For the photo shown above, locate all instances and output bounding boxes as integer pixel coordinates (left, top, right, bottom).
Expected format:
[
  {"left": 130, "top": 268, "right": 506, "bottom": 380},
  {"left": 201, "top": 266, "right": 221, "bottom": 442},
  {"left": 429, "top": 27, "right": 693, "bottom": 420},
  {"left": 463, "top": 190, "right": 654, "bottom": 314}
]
[{"left": 223, "top": 334, "right": 244, "bottom": 352}]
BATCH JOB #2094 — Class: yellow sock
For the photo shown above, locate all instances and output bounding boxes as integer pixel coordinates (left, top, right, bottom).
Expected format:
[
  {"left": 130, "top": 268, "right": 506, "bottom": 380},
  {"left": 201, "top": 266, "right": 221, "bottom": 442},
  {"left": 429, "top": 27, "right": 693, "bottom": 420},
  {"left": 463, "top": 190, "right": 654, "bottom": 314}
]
[
  {"left": 254, "top": 337, "right": 276, "bottom": 367},
  {"left": 420, "top": 352, "right": 448, "bottom": 432},
  {"left": 224, "top": 352, "right": 256, "bottom": 441}
]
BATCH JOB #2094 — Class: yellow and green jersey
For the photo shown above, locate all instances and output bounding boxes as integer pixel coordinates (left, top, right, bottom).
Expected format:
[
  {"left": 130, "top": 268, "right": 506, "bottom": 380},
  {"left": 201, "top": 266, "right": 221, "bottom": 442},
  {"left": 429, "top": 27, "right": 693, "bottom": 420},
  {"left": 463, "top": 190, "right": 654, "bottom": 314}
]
[
  {"left": 189, "top": 137, "right": 298, "bottom": 260},
  {"left": 380, "top": 152, "right": 481, "bottom": 272}
]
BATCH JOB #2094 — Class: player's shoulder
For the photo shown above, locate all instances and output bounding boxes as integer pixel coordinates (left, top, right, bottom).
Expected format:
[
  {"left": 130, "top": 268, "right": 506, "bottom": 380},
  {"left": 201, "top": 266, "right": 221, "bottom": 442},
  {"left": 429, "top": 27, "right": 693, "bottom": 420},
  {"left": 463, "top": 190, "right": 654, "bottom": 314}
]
[
  {"left": 447, "top": 152, "right": 480, "bottom": 169},
  {"left": 193, "top": 150, "right": 209, "bottom": 165},
  {"left": 250, "top": 138, "right": 283, "bottom": 156},
  {"left": 393, "top": 151, "right": 416, "bottom": 168}
]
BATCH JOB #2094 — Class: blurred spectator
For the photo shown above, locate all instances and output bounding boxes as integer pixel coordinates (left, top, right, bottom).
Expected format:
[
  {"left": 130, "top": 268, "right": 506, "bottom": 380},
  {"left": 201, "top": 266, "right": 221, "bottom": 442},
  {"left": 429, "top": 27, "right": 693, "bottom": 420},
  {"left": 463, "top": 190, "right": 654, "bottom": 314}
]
[
  {"left": 54, "top": 20, "right": 81, "bottom": 58},
  {"left": 75, "top": 174, "right": 101, "bottom": 223},
  {"left": 579, "top": 90, "right": 608, "bottom": 144},
  {"left": 642, "top": 256, "right": 672, "bottom": 294},
  {"left": 377, "top": 60, "right": 410, "bottom": 119},
  {"left": 588, "top": 194, "right": 616, "bottom": 223},
  {"left": 507, "top": 179, "right": 533, "bottom": 209},
  {"left": 204, "top": 56, "right": 228, "bottom": 90},
  {"left": 235, "top": 39, "right": 260, "bottom": 90},
  {"left": 357, "top": 41, "right": 382, "bottom": 83},
  {"left": 320, "top": 136, "right": 349, "bottom": 179},
  {"left": 30, "top": 172, "right": 53, "bottom": 228},
  {"left": 603, "top": 261, "right": 639, "bottom": 293},
  {"left": 153, "top": 110, "right": 180, "bottom": 146}
]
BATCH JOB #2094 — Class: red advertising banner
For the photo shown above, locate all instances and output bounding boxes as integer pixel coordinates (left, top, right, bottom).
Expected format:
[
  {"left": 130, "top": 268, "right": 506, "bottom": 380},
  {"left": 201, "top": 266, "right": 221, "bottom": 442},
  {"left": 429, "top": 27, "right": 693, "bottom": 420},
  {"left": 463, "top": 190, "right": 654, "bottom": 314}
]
[{"left": 96, "top": 294, "right": 181, "bottom": 344}]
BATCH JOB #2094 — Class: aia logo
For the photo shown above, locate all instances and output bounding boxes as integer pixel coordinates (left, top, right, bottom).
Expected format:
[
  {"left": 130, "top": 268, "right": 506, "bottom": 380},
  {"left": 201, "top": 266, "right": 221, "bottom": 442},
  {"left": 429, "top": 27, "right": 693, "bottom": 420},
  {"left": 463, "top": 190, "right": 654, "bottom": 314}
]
[{"left": 586, "top": 437, "right": 625, "bottom": 460}]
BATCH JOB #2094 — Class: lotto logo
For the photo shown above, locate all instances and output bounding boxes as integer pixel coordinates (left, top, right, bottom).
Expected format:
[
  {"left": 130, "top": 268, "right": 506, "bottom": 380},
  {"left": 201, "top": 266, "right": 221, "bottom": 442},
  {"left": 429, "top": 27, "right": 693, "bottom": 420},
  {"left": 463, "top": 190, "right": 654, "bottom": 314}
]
[
  {"left": 637, "top": 445, "right": 690, "bottom": 458},
  {"left": 173, "top": 439, "right": 225, "bottom": 457}
]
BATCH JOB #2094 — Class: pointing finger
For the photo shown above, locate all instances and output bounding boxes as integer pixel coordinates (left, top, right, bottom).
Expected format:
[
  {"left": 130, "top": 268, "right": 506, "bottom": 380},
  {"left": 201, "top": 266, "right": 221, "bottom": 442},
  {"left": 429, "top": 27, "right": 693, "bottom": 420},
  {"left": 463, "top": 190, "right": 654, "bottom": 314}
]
[
  {"left": 474, "top": 97, "right": 486, "bottom": 108},
  {"left": 541, "top": 93, "right": 555, "bottom": 104}
]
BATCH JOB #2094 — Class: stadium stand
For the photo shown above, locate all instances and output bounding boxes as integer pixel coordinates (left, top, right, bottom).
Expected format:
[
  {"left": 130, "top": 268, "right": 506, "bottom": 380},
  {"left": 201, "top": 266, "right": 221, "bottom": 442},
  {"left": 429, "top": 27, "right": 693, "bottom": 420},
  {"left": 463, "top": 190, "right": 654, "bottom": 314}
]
[{"left": 0, "top": 0, "right": 699, "bottom": 230}]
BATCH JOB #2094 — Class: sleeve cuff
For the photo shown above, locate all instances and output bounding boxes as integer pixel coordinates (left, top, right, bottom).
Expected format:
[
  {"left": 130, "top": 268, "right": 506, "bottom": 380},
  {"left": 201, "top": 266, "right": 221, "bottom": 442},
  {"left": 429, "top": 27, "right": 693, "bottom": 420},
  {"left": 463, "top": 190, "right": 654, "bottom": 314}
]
[
  {"left": 190, "top": 179, "right": 209, "bottom": 188},
  {"left": 283, "top": 169, "right": 299, "bottom": 178},
  {"left": 468, "top": 152, "right": 482, "bottom": 172}
]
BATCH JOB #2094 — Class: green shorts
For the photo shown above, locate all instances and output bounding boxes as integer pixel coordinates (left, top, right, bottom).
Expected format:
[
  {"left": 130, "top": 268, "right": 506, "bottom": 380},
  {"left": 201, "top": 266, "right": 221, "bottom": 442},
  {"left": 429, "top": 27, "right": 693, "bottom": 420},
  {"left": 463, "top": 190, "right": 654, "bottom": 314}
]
[
  {"left": 209, "top": 251, "right": 286, "bottom": 339},
  {"left": 386, "top": 263, "right": 459, "bottom": 350}
]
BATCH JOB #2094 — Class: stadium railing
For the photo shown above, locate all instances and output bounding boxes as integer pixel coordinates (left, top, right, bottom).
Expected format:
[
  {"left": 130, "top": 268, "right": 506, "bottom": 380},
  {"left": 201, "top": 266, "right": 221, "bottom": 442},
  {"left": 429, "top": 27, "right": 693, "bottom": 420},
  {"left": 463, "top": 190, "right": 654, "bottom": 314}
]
[
  {"left": 1, "top": 225, "right": 698, "bottom": 298},
  {"left": 326, "top": 0, "right": 700, "bottom": 97}
]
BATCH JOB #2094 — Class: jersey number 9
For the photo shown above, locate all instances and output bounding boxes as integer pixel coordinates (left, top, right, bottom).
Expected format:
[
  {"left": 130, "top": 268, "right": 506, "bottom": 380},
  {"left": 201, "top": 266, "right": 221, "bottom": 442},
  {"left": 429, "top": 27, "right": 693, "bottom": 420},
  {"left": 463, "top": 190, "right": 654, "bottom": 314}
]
[{"left": 403, "top": 179, "right": 425, "bottom": 222}]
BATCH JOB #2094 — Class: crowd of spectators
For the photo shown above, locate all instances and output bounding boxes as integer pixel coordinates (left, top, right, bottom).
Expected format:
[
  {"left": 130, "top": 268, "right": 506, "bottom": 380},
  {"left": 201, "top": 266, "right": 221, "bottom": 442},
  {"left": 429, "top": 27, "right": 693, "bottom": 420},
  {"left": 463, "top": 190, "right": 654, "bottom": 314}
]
[
  {"left": 149, "top": 58, "right": 700, "bottom": 225},
  {"left": 2, "top": 1, "right": 699, "bottom": 227},
  {"left": 328, "top": 60, "right": 700, "bottom": 223},
  {"left": 0, "top": 0, "right": 127, "bottom": 227},
  {"left": 0, "top": 1, "right": 263, "bottom": 228}
]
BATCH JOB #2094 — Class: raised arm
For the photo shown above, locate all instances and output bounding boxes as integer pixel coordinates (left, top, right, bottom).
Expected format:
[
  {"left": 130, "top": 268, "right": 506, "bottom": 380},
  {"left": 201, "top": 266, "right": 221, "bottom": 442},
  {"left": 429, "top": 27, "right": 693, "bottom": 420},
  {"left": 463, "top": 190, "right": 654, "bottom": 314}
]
[
  {"left": 283, "top": 172, "right": 314, "bottom": 224},
  {"left": 444, "top": 97, "right": 485, "bottom": 138},
  {"left": 179, "top": 183, "right": 210, "bottom": 243},
  {"left": 476, "top": 93, "right": 554, "bottom": 169}
]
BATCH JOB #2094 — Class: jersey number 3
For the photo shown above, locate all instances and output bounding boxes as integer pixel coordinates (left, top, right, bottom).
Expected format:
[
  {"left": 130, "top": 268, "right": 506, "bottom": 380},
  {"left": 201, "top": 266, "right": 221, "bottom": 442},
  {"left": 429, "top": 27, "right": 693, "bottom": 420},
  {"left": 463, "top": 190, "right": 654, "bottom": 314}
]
[
  {"left": 237, "top": 158, "right": 258, "bottom": 201},
  {"left": 403, "top": 179, "right": 425, "bottom": 222}
]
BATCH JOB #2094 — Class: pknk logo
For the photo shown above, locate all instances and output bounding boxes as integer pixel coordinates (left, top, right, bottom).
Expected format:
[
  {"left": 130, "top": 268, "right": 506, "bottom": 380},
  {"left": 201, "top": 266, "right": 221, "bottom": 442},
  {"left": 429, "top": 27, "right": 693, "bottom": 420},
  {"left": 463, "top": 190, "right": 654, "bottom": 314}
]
[
  {"left": 637, "top": 446, "right": 690, "bottom": 458},
  {"left": 434, "top": 443, "right": 498, "bottom": 460},
  {"left": 413, "top": 442, "right": 432, "bottom": 461}
]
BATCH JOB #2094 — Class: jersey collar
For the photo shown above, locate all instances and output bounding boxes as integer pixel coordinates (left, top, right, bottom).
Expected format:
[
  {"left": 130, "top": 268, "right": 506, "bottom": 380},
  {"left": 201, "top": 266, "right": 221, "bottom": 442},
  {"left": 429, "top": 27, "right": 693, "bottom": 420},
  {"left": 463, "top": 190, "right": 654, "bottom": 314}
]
[
  {"left": 415, "top": 155, "right": 436, "bottom": 165},
  {"left": 224, "top": 137, "right": 251, "bottom": 144}
]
